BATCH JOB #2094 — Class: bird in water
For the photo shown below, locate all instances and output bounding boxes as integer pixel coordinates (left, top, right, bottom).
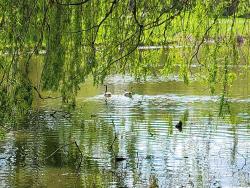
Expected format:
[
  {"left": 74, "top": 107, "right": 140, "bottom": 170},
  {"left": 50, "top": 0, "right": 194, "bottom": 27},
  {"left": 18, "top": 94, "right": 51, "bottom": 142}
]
[
  {"left": 175, "top": 120, "right": 182, "bottom": 132},
  {"left": 115, "top": 156, "right": 126, "bottom": 162},
  {"left": 104, "top": 84, "right": 112, "bottom": 97},
  {"left": 124, "top": 89, "right": 133, "bottom": 98}
]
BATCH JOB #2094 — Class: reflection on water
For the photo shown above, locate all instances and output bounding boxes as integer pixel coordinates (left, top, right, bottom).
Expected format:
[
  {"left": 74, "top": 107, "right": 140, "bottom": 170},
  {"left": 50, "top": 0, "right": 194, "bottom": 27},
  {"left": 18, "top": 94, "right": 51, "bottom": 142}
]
[{"left": 0, "top": 75, "right": 250, "bottom": 188}]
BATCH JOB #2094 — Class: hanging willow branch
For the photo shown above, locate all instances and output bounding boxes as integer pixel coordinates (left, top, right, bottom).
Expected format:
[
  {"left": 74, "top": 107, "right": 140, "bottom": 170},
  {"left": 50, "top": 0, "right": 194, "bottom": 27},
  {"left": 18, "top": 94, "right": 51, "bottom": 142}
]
[
  {"left": 189, "top": 16, "right": 219, "bottom": 66},
  {"left": 143, "top": 0, "right": 188, "bottom": 30},
  {"left": 100, "top": 26, "right": 143, "bottom": 75},
  {"left": 0, "top": 0, "right": 249, "bottom": 118},
  {"left": 93, "top": 0, "right": 118, "bottom": 42},
  {"left": 55, "top": 0, "right": 90, "bottom": 6},
  {"left": 70, "top": 0, "right": 118, "bottom": 35},
  {"left": 44, "top": 141, "right": 84, "bottom": 172},
  {"left": 33, "top": 86, "right": 61, "bottom": 99}
]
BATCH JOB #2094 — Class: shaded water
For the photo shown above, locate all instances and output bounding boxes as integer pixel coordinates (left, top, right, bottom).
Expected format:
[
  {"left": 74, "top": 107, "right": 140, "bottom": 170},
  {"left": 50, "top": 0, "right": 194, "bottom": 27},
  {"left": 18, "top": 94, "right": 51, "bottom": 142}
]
[{"left": 0, "top": 72, "right": 250, "bottom": 187}]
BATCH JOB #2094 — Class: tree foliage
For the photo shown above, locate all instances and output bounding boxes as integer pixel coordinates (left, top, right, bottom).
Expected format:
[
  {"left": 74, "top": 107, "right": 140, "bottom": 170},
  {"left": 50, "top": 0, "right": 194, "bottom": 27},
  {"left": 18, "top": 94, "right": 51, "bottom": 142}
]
[{"left": 0, "top": 0, "right": 249, "bottom": 119}]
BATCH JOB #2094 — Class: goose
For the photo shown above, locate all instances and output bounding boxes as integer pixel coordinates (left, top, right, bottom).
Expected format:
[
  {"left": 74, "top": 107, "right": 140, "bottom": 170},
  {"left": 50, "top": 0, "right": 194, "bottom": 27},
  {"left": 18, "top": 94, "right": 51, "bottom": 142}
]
[
  {"left": 175, "top": 120, "right": 182, "bottom": 132},
  {"left": 104, "top": 84, "right": 112, "bottom": 97},
  {"left": 124, "top": 90, "right": 133, "bottom": 98}
]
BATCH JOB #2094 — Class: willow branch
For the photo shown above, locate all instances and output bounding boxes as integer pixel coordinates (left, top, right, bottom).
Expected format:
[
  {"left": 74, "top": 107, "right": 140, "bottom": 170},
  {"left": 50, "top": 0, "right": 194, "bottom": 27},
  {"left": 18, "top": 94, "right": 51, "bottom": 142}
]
[
  {"left": 25, "top": 5, "right": 49, "bottom": 75},
  {"left": 33, "top": 86, "right": 61, "bottom": 99},
  {"left": 74, "top": 141, "right": 83, "bottom": 171},
  {"left": 69, "top": 0, "right": 118, "bottom": 35},
  {"left": 143, "top": 0, "right": 187, "bottom": 30},
  {"left": 100, "top": 27, "right": 142, "bottom": 75},
  {"left": 93, "top": 0, "right": 118, "bottom": 42},
  {"left": 55, "top": 0, "right": 90, "bottom": 6},
  {"left": 189, "top": 16, "right": 218, "bottom": 65},
  {"left": 110, "top": 132, "right": 117, "bottom": 150},
  {"left": 44, "top": 142, "right": 74, "bottom": 160},
  {"left": 144, "top": 5, "right": 185, "bottom": 30},
  {"left": 44, "top": 141, "right": 84, "bottom": 172},
  {"left": 132, "top": 0, "right": 142, "bottom": 27}
]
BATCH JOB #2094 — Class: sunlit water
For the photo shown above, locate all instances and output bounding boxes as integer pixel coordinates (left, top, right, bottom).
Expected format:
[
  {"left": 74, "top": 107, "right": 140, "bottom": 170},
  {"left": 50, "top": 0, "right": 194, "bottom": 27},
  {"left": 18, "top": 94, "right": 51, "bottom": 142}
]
[{"left": 0, "top": 73, "right": 250, "bottom": 188}]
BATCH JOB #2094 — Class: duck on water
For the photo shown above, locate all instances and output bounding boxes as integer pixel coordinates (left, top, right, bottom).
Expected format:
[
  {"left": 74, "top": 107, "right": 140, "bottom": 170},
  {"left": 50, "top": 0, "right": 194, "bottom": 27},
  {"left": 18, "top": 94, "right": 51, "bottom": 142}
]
[{"left": 175, "top": 120, "right": 182, "bottom": 132}]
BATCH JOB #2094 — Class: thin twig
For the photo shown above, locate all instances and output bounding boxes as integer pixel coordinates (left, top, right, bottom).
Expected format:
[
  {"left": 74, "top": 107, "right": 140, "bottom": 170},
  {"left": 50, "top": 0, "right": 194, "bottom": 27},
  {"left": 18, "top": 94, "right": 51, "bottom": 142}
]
[
  {"left": 44, "top": 142, "right": 74, "bottom": 160},
  {"left": 132, "top": 0, "right": 142, "bottom": 28},
  {"left": 110, "top": 132, "right": 117, "bottom": 150},
  {"left": 100, "top": 26, "right": 143, "bottom": 75},
  {"left": 235, "top": 150, "right": 247, "bottom": 171},
  {"left": 143, "top": 0, "right": 188, "bottom": 31},
  {"left": 69, "top": 0, "right": 118, "bottom": 35},
  {"left": 55, "top": 0, "right": 90, "bottom": 6},
  {"left": 189, "top": 16, "right": 218, "bottom": 66},
  {"left": 93, "top": 0, "right": 118, "bottom": 43},
  {"left": 74, "top": 141, "right": 83, "bottom": 172},
  {"left": 33, "top": 86, "right": 61, "bottom": 100},
  {"left": 44, "top": 141, "right": 84, "bottom": 172}
]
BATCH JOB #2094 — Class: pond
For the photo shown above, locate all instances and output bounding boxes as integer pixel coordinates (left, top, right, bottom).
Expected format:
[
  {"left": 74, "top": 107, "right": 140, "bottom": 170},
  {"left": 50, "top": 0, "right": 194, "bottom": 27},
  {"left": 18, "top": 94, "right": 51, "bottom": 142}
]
[{"left": 0, "top": 69, "right": 250, "bottom": 187}]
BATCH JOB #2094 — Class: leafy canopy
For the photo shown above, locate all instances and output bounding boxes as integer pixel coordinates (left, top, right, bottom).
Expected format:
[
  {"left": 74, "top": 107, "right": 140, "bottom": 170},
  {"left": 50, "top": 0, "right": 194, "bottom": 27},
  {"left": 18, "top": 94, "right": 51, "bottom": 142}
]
[{"left": 0, "top": 0, "right": 249, "bottom": 118}]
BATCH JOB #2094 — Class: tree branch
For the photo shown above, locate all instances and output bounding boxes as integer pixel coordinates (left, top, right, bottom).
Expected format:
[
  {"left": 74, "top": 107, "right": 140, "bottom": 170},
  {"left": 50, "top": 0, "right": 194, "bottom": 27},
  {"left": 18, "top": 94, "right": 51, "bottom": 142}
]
[
  {"left": 44, "top": 141, "right": 84, "bottom": 172},
  {"left": 33, "top": 86, "right": 61, "bottom": 100},
  {"left": 132, "top": 0, "right": 143, "bottom": 28},
  {"left": 69, "top": 0, "right": 118, "bottom": 35},
  {"left": 100, "top": 27, "right": 143, "bottom": 75},
  {"left": 143, "top": 0, "right": 187, "bottom": 31},
  {"left": 93, "top": 0, "right": 118, "bottom": 43},
  {"left": 55, "top": 0, "right": 90, "bottom": 6},
  {"left": 189, "top": 16, "right": 218, "bottom": 66},
  {"left": 144, "top": 2, "right": 187, "bottom": 31},
  {"left": 74, "top": 141, "right": 83, "bottom": 172}
]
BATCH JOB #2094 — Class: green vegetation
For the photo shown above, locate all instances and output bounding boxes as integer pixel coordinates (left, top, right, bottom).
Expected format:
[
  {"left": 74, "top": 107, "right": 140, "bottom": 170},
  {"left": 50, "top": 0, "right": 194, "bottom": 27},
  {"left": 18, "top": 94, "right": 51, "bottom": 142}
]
[{"left": 0, "top": 0, "right": 249, "bottom": 121}]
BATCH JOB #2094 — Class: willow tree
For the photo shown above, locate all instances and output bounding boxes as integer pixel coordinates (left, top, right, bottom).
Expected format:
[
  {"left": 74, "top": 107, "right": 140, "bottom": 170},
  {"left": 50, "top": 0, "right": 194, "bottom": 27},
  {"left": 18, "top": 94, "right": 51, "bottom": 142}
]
[{"left": 0, "top": 0, "right": 249, "bottom": 120}]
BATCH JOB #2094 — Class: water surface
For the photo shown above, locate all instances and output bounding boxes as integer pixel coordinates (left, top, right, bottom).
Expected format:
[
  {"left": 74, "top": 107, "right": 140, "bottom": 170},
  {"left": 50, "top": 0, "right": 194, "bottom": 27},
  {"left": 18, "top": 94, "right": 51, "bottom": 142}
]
[{"left": 0, "top": 72, "right": 250, "bottom": 187}]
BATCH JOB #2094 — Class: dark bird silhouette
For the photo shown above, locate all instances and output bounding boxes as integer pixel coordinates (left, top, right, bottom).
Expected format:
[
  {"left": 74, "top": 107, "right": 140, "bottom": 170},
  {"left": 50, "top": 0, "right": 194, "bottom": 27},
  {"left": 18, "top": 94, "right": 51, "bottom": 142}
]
[
  {"left": 115, "top": 156, "right": 126, "bottom": 162},
  {"left": 90, "top": 114, "right": 97, "bottom": 118},
  {"left": 104, "top": 84, "right": 112, "bottom": 97},
  {"left": 175, "top": 120, "right": 182, "bottom": 132}
]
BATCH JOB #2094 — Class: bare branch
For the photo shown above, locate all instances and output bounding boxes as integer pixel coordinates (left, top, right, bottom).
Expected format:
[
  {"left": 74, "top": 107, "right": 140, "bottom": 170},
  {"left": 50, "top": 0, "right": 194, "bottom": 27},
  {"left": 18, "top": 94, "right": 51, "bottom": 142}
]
[
  {"left": 69, "top": 0, "right": 118, "bottom": 35},
  {"left": 74, "top": 141, "right": 83, "bottom": 172},
  {"left": 100, "top": 27, "right": 143, "bottom": 75},
  {"left": 110, "top": 132, "right": 117, "bottom": 150},
  {"left": 44, "top": 141, "right": 84, "bottom": 172},
  {"left": 93, "top": 0, "right": 118, "bottom": 42},
  {"left": 132, "top": 0, "right": 143, "bottom": 28},
  {"left": 33, "top": 86, "right": 61, "bottom": 100},
  {"left": 143, "top": 0, "right": 188, "bottom": 30},
  {"left": 44, "top": 142, "right": 75, "bottom": 160},
  {"left": 189, "top": 17, "right": 218, "bottom": 65}
]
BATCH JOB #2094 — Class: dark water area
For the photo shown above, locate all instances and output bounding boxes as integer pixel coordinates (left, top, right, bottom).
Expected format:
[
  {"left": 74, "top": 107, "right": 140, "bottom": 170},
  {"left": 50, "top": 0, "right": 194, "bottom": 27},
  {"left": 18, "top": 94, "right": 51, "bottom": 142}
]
[{"left": 0, "top": 71, "right": 250, "bottom": 187}]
